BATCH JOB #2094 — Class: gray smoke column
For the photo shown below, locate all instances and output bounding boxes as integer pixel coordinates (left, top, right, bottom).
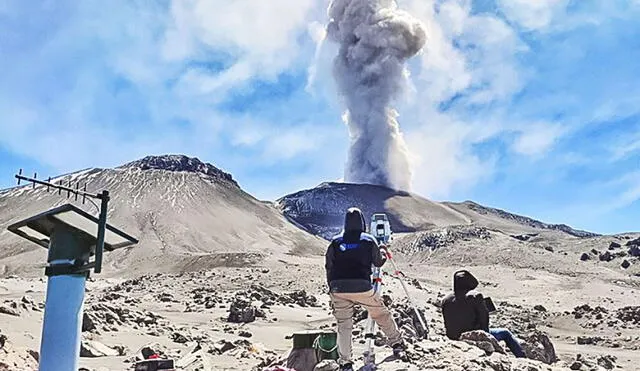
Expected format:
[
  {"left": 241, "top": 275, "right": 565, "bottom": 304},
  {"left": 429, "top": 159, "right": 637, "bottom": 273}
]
[{"left": 326, "top": 0, "right": 426, "bottom": 191}]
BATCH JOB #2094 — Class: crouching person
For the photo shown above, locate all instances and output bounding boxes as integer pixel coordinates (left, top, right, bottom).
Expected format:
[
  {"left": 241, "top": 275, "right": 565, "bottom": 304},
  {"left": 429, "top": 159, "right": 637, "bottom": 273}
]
[
  {"left": 325, "top": 208, "right": 406, "bottom": 371},
  {"left": 441, "top": 269, "right": 525, "bottom": 358}
]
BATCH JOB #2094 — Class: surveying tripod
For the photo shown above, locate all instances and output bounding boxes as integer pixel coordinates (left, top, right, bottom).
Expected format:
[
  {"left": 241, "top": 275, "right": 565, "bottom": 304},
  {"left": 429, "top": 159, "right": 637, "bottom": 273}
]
[{"left": 362, "top": 213, "right": 429, "bottom": 370}]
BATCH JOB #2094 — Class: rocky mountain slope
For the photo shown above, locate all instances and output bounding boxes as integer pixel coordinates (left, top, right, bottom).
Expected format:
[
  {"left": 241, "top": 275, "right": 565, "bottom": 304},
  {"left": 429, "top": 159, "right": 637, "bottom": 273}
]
[
  {"left": 0, "top": 155, "right": 326, "bottom": 277},
  {"left": 276, "top": 182, "right": 597, "bottom": 240},
  {"left": 445, "top": 201, "right": 599, "bottom": 238}
]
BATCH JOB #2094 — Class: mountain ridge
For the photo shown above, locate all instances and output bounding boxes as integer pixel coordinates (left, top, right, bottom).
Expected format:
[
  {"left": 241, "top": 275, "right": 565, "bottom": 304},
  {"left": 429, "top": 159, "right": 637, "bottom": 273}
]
[
  {"left": 0, "top": 154, "right": 612, "bottom": 278},
  {"left": 449, "top": 200, "right": 599, "bottom": 238},
  {"left": 0, "top": 155, "right": 326, "bottom": 277},
  {"left": 276, "top": 181, "right": 600, "bottom": 239},
  {"left": 1, "top": 157, "right": 602, "bottom": 243},
  {"left": 120, "top": 154, "right": 237, "bottom": 187}
]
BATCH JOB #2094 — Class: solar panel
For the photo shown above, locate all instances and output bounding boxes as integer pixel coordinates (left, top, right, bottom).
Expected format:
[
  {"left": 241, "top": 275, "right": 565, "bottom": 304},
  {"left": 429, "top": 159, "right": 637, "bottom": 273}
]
[{"left": 7, "top": 203, "right": 138, "bottom": 251}]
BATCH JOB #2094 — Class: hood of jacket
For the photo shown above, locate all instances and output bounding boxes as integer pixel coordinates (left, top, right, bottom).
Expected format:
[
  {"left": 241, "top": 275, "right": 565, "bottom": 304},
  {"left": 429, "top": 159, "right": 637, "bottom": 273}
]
[
  {"left": 453, "top": 269, "right": 479, "bottom": 293},
  {"left": 344, "top": 207, "right": 366, "bottom": 233}
]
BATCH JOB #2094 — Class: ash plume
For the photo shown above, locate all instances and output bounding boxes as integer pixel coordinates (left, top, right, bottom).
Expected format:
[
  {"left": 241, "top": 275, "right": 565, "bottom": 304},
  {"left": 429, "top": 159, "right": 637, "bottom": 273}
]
[{"left": 326, "top": 0, "right": 426, "bottom": 191}]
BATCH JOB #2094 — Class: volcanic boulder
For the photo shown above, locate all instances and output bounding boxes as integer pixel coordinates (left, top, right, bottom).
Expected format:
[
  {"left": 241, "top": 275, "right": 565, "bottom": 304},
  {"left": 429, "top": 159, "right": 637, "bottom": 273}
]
[
  {"left": 459, "top": 330, "right": 505, "bottom": 355},
  {"left": 520, "top": 331, "right": 558, "bottom": 364},
  {"left": 228, "top": 297, "right": 259, "bottom": 323}
]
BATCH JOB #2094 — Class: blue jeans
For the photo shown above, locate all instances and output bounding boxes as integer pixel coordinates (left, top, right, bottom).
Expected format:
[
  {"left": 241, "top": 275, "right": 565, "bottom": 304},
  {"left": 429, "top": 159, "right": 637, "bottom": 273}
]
[{"left": 490, "top": 328, "right": 525, "bottom": 358}]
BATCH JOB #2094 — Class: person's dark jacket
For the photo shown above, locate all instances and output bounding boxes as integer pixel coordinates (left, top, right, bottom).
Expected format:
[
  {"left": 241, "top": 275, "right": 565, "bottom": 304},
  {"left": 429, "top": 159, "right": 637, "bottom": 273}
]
[
  {"left": 441, "top": 270, "right": 489, "bottom": 340},
  {"left": 325, "top": 207, "right": 386, "bottom": 293}
]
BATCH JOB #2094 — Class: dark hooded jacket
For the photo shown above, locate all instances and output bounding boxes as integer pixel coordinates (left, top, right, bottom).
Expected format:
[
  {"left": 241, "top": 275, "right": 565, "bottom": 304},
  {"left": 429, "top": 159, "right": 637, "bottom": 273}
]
[
  {"left": 441, "top": 270, "right": 489, "bottom": 340},
  {"left": 325, "top": 208, "right": 386, "bottom": 293}
]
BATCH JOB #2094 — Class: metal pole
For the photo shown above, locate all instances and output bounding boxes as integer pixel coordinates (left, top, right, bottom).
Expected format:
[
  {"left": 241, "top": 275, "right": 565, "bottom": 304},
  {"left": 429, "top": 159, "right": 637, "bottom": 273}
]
[
  {"left": 382, "top": 247, "right": 429, "bottom": 339},
  {"left": 363, "top": 265, "right": 383, "bottom": 370},
  {"left": 39, "top": 225, "right": 91, "bottom": 371},
  {"left": 94, "top": 190, "right": 109, "bottom": 274},
  {"left": 363, "top": 213, "right": 390, "bottom": 369}
]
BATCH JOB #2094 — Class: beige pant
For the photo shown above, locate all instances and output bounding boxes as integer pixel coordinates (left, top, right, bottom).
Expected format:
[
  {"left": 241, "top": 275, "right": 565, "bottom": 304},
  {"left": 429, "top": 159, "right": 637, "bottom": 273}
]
[{"left": 330, "top": 290, "right": 403, "bottom": 365}]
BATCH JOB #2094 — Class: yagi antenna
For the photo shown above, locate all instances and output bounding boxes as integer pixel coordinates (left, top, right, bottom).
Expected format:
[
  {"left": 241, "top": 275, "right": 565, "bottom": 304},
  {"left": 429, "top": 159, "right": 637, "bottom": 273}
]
[
  {"left": 13, "top": 169, "right": 111, "bottom": 274},
  {"left": 14, "top": 169, "right": 102, "bottom": 213}
]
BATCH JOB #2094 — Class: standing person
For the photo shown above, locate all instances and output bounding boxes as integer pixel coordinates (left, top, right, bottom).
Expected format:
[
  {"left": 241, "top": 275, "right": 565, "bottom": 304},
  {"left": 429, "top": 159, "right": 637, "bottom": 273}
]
[
  {"left": 325, "top": 207, "right": 406, "bottom": 371},
  {"left": 441, "top": 269, "right": 525, "bottom": 358}
]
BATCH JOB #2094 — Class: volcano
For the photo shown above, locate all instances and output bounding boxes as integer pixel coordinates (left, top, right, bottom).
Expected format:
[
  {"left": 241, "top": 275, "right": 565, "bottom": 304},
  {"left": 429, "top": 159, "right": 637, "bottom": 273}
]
[{"left": 275, "top": 182, "right": 597, "bottom": 240}]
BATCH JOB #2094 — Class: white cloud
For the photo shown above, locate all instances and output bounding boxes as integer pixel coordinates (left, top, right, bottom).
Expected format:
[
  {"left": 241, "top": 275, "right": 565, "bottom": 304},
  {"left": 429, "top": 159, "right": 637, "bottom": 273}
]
[
  {"left": 609, "top": 130, "right": 640, "bottom": 161},
  {"left": 405, "top": 0, "right": 471, "bottom": 103},
  {"left": 497, "top": 0, "right": 570, "bottom": 31},
  {"left": 161, "top": 0, "right": 317, "bottom": 94},
  {"left": 175, "top": 61, "right": 256, "bottom": 98},
  {"left": 229, "top": 119, "right": 340, "bottom": 165},
  {"left": 511, "top": 123, "right": 567, "bottom": 157},
  {"left": 406, "top": 0, "right": 526, "bottom": 105},
  {"left": 230, "top": 128, "right": 265, "bottom": 147},
  {"left": 305, "top": 25, "right": 341, "bottom": 111},
  {"left": 581, "top": 171, "right": 640, "bottom": 215},
  {"left": 394, "top": 0, "right": 528, "bottom": 196},
  {"left": 262, "top": 130, "right": 322, "bottom": 162},
  {"left": 0, "top": 0, "right": 331, "bottom": 176},
  {"left": 612, "top": 182, "right": 640, "bottom": 211},
  {"left": 386, "top": 0, "right": 637, "bottom": 198},
  {"left": 462, "top": 14, "right": 526, "bottom": 104},
  {"left": 610, "top": 172, "right": 640, "bottom": 210},
  {"left": 404, "top": 110, "right": 500, "bottom": 198}
]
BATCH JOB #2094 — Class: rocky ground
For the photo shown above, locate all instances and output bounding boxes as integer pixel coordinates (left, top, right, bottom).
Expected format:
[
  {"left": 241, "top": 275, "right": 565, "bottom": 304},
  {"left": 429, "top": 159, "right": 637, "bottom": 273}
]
[{"left": 1, "top": 244, "right": 639, "bottom": 371}]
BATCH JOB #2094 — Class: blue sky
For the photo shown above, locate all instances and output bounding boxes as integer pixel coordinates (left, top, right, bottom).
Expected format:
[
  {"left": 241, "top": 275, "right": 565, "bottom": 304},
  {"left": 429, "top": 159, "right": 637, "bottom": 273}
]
[{"left": 1, "top": 0, "right": 639, "bottom": 235}]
